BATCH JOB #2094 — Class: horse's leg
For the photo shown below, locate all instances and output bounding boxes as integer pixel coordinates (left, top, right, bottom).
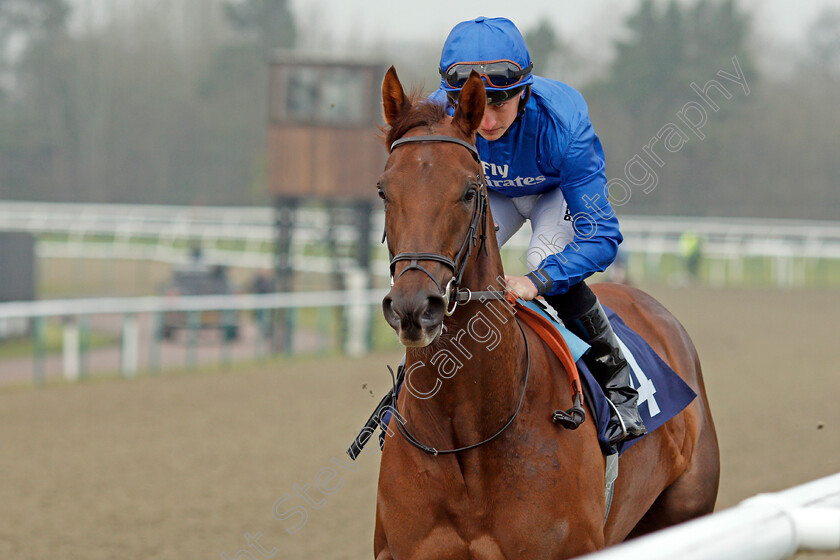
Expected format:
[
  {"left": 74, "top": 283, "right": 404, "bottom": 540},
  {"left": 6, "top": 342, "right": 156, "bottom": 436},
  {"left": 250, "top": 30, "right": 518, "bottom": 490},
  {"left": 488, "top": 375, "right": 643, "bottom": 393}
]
[
  {"left": 626, "top": 448, "right": 719, "bottom": 537},
  {"left": 374, "top": 510, "right": 393, "bottom": 560},
  {"left": 592, "top": 283, "right": 720, "bottom": 539},
  {"left": 627, "top": 401, "right": 720, "bottom": 537}
]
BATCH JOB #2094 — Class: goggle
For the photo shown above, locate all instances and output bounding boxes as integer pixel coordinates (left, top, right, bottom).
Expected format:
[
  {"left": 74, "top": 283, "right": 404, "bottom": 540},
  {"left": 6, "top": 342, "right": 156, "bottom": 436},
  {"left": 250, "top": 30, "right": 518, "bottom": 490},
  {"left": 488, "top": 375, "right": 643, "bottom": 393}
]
[{"left": 440, "top": 59, "right": 533, "bottom": 89}]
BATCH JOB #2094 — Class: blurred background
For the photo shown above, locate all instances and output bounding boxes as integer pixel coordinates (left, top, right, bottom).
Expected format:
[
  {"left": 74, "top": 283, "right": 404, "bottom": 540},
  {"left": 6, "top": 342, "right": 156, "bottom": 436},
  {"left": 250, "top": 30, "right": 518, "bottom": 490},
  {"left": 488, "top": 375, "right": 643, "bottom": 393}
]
[
  {"left": 0, "top": 0, "right": 837, "bottom": 213},
  {"left": 0, "top": 1, "right": 838, "bottom": 559}
]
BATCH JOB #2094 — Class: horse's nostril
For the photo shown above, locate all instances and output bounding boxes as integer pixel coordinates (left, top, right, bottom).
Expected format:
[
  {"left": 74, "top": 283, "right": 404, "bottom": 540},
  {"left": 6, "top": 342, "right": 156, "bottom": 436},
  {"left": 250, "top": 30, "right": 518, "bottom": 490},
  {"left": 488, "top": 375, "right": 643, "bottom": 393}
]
[
  {"left": 420, "top": 295, "right": 445, "bottom": 328},
  {"left": 384, "top": 290, "right": 444, "bottom": 337},
  {"left": 382, "top": 296, "right": 400, "bottom": 329}
]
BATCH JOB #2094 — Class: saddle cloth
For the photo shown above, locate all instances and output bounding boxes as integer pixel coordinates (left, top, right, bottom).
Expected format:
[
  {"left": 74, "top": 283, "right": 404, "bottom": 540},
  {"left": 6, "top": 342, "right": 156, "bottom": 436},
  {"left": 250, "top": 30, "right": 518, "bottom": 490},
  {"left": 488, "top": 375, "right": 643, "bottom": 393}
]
[{"left": 523, "top": 300, "right": 697, "bottom": 455}]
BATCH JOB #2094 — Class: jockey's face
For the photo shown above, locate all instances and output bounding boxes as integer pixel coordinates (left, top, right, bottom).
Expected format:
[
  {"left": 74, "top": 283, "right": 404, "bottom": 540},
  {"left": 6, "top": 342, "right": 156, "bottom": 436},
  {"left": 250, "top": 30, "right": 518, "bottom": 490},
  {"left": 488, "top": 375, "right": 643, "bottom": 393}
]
[{"left": 477, "top": 92, "right": 522, "bottom": 141}]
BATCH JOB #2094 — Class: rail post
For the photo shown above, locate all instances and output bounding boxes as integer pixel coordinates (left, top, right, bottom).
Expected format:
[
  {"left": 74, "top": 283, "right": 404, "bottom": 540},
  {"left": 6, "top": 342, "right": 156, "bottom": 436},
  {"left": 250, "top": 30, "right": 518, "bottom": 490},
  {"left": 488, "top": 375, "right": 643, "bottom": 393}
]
[
  {"left": 62, "top": 316, "right": 80, "bottom": 381},
  {"left": 33, "top": 317, "right": 46, "bottom": 385},
  {"left": 186, "top": 310, "right": 200, "bottom": 368},
  {"left": 120, "top": 313, "right": 139, "bottom": 377}
]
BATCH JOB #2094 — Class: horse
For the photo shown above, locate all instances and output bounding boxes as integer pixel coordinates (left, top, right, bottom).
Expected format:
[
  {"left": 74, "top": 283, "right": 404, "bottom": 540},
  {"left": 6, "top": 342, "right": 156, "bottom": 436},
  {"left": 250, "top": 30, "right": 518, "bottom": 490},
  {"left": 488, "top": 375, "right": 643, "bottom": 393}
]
[{"left": 372, "top": 67, "right": 720, "bottom": 560}]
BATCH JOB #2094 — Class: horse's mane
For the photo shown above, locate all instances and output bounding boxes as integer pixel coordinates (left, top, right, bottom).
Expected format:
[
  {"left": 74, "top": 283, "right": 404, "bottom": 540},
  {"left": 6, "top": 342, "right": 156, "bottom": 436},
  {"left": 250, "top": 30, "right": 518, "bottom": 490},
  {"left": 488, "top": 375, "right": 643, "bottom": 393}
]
[{"left": 383, "top": 93, "right": 448, "bottom": 149}]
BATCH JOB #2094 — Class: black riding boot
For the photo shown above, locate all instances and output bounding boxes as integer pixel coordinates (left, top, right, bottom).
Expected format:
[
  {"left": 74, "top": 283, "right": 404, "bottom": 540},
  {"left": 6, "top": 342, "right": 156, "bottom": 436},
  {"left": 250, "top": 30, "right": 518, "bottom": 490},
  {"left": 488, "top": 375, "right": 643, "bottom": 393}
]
[{"left": 546, "top": 287, "right": 646, "bottom": 446}]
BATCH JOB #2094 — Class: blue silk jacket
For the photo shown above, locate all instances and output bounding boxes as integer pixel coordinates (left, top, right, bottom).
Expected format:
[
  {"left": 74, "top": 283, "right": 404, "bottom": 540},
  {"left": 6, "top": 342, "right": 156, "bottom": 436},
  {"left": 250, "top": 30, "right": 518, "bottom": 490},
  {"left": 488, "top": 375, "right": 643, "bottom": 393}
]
[{"left": 431, "top": 76, "right": 622, "bottom": 295}]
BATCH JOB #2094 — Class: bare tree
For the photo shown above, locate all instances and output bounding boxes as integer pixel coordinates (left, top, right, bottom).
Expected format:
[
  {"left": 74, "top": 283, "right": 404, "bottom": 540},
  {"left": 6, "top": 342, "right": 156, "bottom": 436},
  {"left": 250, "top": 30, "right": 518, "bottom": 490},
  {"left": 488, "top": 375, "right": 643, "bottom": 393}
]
[{"left": 806, "top": 7, "right": 840, "bottom": 81}]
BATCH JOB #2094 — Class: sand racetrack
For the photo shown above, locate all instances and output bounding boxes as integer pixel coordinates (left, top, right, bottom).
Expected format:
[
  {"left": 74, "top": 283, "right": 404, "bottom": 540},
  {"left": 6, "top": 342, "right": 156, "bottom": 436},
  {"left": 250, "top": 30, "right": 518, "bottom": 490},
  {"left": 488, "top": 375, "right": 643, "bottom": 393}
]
[{"left": 1, "top": 285, "right": 838, "bottom": 559}]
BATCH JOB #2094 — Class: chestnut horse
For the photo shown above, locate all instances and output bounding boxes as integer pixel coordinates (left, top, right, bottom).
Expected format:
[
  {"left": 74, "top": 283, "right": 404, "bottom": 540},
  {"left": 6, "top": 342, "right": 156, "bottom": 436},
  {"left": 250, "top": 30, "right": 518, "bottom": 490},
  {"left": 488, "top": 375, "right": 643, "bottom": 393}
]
[{"left": 373, "top": 67, "right": 719, "bottom": 560}]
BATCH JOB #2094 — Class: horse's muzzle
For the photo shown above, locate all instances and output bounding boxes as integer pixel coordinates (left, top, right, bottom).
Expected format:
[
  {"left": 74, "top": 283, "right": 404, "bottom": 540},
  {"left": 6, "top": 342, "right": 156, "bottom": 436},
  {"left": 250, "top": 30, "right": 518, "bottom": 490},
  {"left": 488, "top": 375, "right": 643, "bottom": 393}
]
[{"left": 382, "top": 289, "right": 446, "bottom": 347}]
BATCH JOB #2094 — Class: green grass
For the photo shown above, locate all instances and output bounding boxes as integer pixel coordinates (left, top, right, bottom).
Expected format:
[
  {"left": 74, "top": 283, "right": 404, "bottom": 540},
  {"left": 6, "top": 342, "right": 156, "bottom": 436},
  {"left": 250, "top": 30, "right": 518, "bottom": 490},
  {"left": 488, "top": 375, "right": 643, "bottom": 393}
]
[
  {"left": 0, "top": 323, "right": 118, "bottom": 360},
  {"left": 275, "top": 305, "right": 402, "bottom": 354},
  {"left": 627, "top": 252, "right": 840, "bottom": 288}
]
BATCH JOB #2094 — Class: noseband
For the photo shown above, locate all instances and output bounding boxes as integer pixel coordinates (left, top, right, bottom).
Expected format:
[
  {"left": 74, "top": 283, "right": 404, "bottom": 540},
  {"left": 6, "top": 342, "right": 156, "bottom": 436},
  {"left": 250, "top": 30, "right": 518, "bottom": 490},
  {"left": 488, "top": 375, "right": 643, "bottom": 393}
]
[{"left": 387, "top": 134, "right": 502, "bottom": 316}]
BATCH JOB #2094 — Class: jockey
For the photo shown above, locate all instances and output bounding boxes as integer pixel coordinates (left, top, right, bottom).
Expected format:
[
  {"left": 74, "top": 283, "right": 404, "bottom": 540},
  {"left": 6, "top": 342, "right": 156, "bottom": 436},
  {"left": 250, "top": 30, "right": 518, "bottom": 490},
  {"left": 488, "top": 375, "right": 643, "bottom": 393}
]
[{"left": 431, "top": 16, "right": 645, "bottom": 445}]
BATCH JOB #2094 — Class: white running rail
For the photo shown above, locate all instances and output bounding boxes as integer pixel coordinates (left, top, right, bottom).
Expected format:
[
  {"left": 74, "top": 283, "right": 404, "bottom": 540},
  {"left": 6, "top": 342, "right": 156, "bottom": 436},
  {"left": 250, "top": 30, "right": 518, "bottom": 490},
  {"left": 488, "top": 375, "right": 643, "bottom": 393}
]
[
  {"left": 0, "top": 288, "right": 388, "bottom": 379},
  {"left": 3, "top": 201, "right": 840, "bottom": 260},
  {"left": 579, "top": 472, "right": 840, "bottom": 560}
]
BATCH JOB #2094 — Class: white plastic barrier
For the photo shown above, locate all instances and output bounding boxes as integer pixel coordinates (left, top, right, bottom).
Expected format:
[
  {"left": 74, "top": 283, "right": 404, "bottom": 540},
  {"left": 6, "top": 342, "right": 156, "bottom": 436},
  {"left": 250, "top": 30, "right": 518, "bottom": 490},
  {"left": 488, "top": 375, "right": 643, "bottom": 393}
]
[
  {"left": 579, "top": 472, "right": 840, "bottom": 560},
  {"left": 344, "top": 269, "right": 373, "bottom": 357}
]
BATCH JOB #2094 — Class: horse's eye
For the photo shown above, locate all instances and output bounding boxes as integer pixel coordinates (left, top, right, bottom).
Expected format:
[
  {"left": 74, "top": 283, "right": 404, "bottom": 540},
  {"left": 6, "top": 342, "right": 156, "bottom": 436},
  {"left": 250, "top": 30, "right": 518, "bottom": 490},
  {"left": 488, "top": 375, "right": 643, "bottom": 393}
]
[
  {"left": 377, "top": 186, "right": 386, "bottom": 201},
  {"left": 463, "top": 189, "right": 476, "bottom": 203}
]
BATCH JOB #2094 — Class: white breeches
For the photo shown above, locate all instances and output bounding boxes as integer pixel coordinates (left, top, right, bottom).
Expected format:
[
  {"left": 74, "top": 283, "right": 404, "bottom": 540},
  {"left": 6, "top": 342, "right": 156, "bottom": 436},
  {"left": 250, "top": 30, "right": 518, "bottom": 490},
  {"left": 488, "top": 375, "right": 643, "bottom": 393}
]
[{"left": 488, "top": 188, "right": 575, "bottom": 271}]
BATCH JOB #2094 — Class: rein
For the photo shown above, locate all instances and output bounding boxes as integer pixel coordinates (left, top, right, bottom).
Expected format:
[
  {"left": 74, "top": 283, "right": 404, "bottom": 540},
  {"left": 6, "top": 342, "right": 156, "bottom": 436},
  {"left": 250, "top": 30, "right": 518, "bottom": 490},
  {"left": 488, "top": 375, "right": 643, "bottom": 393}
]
[{"left": 392, "top": 319, "right": 531, "bottom": 456}]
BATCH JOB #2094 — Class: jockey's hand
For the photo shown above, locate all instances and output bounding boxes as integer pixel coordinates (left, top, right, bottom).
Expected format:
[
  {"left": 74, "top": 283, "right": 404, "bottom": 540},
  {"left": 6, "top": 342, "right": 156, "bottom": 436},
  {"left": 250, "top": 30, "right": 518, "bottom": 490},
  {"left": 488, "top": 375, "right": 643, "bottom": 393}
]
[{"left": 504, "top": 274, "right": 539, "bottom": 301}]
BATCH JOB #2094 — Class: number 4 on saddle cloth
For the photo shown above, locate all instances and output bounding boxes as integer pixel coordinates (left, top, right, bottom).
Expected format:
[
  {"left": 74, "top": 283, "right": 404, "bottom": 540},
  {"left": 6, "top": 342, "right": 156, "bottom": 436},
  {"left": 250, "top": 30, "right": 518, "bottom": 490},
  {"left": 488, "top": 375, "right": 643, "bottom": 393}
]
[
  {"left": 370, "top": 299, "right": 697, "bottom": 457},
  {"left": 522, "top": 299, "right": 697, "bottom": 455}
]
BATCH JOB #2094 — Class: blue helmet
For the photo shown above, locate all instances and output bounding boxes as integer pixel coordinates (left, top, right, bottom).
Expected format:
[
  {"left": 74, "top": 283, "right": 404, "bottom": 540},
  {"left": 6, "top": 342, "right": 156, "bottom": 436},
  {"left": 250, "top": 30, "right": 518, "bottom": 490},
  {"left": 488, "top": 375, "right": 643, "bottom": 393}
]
[{"left": 439, "top": 17, "right": 534, "bottom": 96}]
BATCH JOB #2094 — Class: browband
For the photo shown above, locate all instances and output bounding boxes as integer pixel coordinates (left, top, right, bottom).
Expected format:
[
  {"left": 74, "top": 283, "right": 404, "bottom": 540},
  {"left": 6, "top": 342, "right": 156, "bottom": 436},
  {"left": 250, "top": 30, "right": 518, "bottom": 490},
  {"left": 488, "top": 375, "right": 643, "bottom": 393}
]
[{"left": 390, "top": 135, "right": 480, "bottom": 163}]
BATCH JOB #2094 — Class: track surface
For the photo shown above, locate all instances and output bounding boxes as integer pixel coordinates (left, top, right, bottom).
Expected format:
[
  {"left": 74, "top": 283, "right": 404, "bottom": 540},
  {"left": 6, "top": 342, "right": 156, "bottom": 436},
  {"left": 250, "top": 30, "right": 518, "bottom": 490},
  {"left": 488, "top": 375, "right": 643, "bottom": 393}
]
[{"left": 1, "top": 286, "right": 838, "bottom": 559}]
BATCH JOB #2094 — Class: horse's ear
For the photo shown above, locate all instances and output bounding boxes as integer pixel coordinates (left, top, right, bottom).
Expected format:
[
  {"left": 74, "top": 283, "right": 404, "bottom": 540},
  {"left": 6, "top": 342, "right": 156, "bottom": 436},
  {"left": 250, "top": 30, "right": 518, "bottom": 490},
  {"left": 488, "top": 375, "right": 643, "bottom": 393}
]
[
  {"left": 451, "top": 71, "right": 485, "bottom": 137},
  {"left": 382, "top": 66, "right": 410, "bottom": 127}
]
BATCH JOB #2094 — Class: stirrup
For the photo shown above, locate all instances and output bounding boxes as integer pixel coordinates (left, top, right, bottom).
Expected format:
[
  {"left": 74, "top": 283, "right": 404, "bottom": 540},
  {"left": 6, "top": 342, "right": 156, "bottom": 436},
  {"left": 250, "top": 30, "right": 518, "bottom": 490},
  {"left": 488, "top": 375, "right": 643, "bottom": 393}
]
[{"left": 604, "top": 399, "right": 629, "bottom": 444}]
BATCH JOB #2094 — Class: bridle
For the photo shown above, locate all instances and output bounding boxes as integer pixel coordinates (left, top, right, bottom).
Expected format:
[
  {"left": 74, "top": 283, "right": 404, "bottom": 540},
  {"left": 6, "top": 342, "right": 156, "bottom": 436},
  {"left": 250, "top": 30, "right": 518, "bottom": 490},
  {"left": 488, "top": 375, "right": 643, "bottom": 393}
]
[
  {"left": 384, "top": 133, "right": 532, "bottom": 456},
  {"left": 359, "top": 132, "right": 584, "bottom": 458},
  {"left": 386, "top": 134, "right": 507, "bottom": 316}
]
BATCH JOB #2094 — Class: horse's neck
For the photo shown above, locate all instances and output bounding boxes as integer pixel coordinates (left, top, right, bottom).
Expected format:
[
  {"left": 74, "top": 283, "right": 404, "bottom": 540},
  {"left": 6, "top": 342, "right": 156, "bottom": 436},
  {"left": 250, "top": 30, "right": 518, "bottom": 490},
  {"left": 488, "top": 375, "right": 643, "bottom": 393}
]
[{"left": 404, "top": 246, "right": 525, "bottom": 445}]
